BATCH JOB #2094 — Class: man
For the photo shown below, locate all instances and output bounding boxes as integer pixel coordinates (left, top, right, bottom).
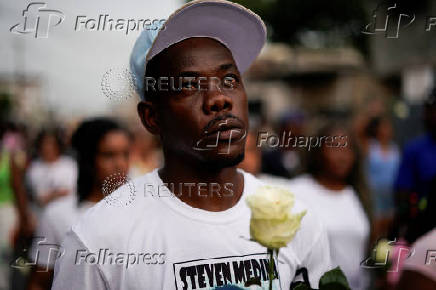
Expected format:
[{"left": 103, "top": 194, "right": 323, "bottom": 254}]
[
  {"left": 52, "top": 1, "right": 332, "bottom": 289},
  {"left": 394, "top": 88, "right": 436, "bottom": 243}
]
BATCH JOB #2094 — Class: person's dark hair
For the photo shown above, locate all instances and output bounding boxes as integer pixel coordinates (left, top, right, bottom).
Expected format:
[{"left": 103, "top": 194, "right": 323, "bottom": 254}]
[
  {"left": 306, "top": 122, "right": 372, "bottom": 219},
  {"left": 35, "top": 128, "right": 65, "bottom": 156},
  {"left": 365, "top": 116, "right": 382, "bottom": 139},
  {"left": 71, "top": 117, "right": 130, "bottom": 203}
]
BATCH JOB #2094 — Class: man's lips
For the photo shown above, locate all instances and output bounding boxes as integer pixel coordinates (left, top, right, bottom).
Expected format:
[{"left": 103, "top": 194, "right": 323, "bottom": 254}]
[
  {"left": 205, "top": 127, "right": 245, "bottom": 141},
  {"left": 203, "top": 118, "right": 245, "bottom": 141}
]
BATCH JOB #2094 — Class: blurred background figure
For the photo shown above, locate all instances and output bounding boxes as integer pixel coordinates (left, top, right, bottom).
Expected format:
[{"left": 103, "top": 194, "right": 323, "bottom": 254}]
[
  {"left": 364, "top": 116, "right": 400, "bottom": 238},
  {"left": 128, "top": 125, "right": 161, "bottom": 178},
  {"left": 397, "top": 177, "right": 436, "bottom": 290},
  {"left": 26, "top": 129, "right": 77, "bottom": 218},
  {"left": 289, "top": 124, "right": 371, "bottom": 290},
  {"left": 0, "top": 121, "right": 33, "bottom": 290},
  {"left": 261, "top": 111, "right": 305, "bottom": 178},
  {"left": 394, "top": 89, "right": 436, "bottom": 244},
  {"left": 238, "top": 130, "right": 262, "bottom": 176},
  {"left": 27, "top": 117, "right": 131, "bottom": 290}
]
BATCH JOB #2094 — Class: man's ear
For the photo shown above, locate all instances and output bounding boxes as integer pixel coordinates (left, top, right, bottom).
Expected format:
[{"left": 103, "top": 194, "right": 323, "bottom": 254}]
[{"left": 137, "top": 101, "right": 160, "bottom": 135}]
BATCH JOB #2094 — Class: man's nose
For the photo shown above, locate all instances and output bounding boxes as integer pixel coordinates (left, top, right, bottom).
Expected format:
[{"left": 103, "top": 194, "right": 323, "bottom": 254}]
[{"left": 202, "top": 79, "right": 233, "bottom": 114}]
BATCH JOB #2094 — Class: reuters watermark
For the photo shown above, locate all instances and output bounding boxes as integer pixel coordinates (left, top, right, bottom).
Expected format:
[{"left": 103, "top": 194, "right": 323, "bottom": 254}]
[
  {"left": 102, "top": 172, "right": 136, "bottom": 207},
  {"left": 101, "top": 172, "right": 237, "bottom": 207},
  {"left": 75, "top": 249, "right": 165, "bottom": 269},
  {"left": 144, "top": 182, "right": 235, "bottom": 198},
  {"left": 144, "top": 76, "right": 238, "bottom": 92},
  {"left": 101, "top": 67, "right": 137, "bottom": 102}
]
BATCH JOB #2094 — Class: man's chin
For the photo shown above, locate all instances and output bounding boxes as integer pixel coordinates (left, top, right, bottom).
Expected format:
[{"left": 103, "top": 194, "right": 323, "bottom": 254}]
[{"left": 200, "top": 152, "right": 245, "bottom": 171}]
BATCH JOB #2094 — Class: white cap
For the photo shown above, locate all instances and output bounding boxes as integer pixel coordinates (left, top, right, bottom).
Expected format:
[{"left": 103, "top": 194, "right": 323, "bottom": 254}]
[{"left": 130, "top": 0, "right": 267, "bottom": 99}]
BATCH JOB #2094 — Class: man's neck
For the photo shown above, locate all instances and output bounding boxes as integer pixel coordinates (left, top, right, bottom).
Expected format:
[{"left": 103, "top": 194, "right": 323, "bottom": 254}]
[{"left": 158, "top": 159, "right": 244, "bottom": 212}]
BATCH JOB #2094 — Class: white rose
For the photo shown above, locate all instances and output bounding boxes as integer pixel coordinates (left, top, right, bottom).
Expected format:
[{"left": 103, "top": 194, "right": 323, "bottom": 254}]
[{"left": 246, "top": 185, "right": 306, "bottom": 249}]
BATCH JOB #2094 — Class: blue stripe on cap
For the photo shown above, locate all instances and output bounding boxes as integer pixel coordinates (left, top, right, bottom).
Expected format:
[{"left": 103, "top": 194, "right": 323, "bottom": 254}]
[{"left": 129, "top": 21, "right": 164, "bottom": 99}]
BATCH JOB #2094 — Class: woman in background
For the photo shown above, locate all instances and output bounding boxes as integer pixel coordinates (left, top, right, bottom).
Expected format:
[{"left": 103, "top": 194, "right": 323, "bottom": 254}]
[
  {"left": 26, "top": 129, "right": 77, "bottom": 217},
  {"left": 365, "top": 117, "right": 399, "bottom": 238},
  {"left": 289, "top": 124, "right": 371, "bottom": 290},
  {"left": 0, "top": 122, "right": 33, "bottom": 290},
  {"left": 27, "top": 118, "right": 131, "bottom": 290}
]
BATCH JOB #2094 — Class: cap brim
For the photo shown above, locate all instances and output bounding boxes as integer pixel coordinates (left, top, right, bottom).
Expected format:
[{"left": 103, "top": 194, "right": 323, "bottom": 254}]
[{"left": 146, "top": 0, "right": 266, "bottom": 74}]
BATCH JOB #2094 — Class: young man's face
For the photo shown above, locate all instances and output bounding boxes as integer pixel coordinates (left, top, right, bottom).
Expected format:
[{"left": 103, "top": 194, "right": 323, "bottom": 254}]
[{"left": 140, "top": 37, "right": 249, "bottom": 169}]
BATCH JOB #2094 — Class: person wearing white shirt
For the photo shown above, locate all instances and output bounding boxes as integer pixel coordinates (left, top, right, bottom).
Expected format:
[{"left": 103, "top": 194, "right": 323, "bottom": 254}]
[
  {"left": 26, "top": 129, "right": 77, "bottom": 218},
  {"left": 27, "top": 118, "right": 131, "bottom": 290},
  {"left": 289, "top": 124, "right": 371, "bottom": 290},
  {"left": 52, "top": 1, "right": 333, "bottom": 289}
]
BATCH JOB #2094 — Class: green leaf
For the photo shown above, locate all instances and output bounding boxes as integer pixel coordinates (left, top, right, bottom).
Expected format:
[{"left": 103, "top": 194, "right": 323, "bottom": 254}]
[
  {"left": 291, "top": 282, "right": 312, "bottom": 290},
  {"left": 318, "top": 267, "right": 350, "bottom": 290}
]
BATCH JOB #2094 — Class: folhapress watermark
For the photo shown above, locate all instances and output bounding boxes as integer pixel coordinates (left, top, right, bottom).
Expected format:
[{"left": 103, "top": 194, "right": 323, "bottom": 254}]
[
  {"left": 10, "top": 2, "right": 165, "bottom": 38},
  {"left": 425, "top": 250, "right": 436, "bottom": 265},
  {"left": 361, "top": 238, "right": 415, "bottom": 272},
  {"left": 10, "top": 2, "right": 65, "bottom": 38},
  {"left": 257, "top": 131, "right": 348, "bottom": 151},
  {"left": 74, "top": 16, "right": 165, "bottom": 35},
  {"left": 362, "top": 2, "right": 436, "bottom": 38},
  {"left": 10, "top": 237, "right": 64, "bottom": 272},
  {"left": 75, "top": 249, "right": 165, "bottom": 269},
  {"left": 193, "top": 118, "right": 247, "bottom": 155}
]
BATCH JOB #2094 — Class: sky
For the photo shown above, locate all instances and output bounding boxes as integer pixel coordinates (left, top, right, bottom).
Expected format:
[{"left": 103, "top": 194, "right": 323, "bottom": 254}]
[{"left": 1, "top": 0, "right": 181, "bottom": 119}]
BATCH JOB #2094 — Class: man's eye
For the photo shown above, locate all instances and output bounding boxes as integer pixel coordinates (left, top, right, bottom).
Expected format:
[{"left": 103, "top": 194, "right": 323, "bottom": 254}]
[
  {"left": 182, "top": 82, "right": 197, "bottom": 90},
  {"left": 223, "top": 75, "right": 239, "bottom": 88}
]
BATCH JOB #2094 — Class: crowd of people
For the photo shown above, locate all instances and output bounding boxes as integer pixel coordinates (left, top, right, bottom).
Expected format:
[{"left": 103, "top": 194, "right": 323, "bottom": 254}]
[
  {"left": 0, "top": 0, "right": 435, "bottom": 287},
  {"left": 0, "top": 88, "right": 434, "bottom": 289}
]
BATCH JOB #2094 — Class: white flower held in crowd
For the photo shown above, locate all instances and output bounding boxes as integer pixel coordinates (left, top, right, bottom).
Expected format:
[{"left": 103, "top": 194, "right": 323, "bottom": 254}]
[{"left": 246, "top": 185, "right": 306, "bottom": 249}]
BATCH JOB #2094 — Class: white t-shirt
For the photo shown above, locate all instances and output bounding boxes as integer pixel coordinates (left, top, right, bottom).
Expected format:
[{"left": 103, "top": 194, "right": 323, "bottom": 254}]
[
  {"left": 288, "top": 175, "right": 370, "bottom": 290},
  {"left": 29, "top": 195, "right": 94, "bottom": 270},
  {"left": 52, "top": 169, "right": 332, "bottom": 290},
  {"left": 402, "top": 228, "right": 436, "bottom": 282},
  {"left": 27, "top": 156, "right": 77, "bottom": 207}
]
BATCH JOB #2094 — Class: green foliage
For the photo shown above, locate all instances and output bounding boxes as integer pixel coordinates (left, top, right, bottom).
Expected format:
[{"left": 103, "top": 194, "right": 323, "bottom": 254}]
[
  {"left": 290, "top": 266, "right": 351, "bottom": 290},
  {"left": 318, "top": 267, "right": 351, "bottom": 290}
]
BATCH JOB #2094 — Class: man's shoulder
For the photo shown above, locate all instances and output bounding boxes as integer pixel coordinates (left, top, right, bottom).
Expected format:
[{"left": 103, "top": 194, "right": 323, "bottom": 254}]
[{"left": 71, "top": 170, "right": 162, "bottom": 250}]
